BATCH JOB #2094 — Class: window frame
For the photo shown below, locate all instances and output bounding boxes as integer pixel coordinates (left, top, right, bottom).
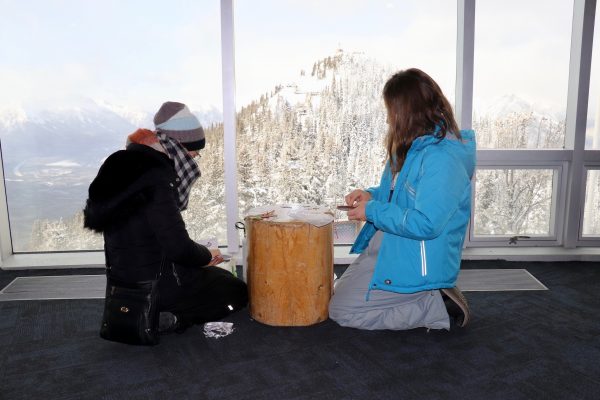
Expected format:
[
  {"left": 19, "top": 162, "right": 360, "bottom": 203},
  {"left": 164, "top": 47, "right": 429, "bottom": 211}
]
[
  {"left": 466, "top": 157, "right": 568, "bottom": 246},
  {"left": 580, "top": 162, "right": 600, "bottom": 242},
  {"left": 0, "top": 0, "right": 599, "bottom": 267}
]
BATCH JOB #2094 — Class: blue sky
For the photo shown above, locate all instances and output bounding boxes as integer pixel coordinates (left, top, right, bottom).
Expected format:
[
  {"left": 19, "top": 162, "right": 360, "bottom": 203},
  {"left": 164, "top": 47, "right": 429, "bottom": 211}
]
[{"left": 0, "top": 0, "right": 592, "bottom": 122}]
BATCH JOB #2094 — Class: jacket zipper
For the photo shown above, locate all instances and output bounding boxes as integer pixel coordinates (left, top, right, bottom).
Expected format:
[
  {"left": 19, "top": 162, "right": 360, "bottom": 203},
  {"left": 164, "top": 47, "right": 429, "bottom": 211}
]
[
  {"left": 420, "top": 241, "right": 427, "bottom": 276},
  {"left": 172, "top": 262, "right": 182, "bottom": 286}
]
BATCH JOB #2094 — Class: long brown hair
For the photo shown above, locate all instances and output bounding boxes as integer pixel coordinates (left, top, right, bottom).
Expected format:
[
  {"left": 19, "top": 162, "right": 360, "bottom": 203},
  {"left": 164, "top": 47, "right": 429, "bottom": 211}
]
[{"left": 383, "top": 68, "right": 460, "bottom": 174}]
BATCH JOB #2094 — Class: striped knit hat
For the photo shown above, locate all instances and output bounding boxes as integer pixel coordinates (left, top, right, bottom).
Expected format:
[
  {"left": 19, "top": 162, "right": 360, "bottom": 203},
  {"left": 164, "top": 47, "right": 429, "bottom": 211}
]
[{"left": 153, "top": 101, "right": 205, "bottom": 151}]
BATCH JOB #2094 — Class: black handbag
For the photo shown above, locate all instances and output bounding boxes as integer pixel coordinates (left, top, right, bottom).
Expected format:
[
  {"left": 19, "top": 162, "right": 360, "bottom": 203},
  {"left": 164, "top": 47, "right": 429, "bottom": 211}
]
[{"left": 100, "top": 252, "right": 163, "bottom": 346}]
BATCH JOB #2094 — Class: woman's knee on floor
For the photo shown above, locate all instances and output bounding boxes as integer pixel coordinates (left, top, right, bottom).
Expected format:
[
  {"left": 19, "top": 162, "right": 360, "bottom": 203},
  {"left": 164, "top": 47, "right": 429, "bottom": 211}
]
[
  {"left": 197, "top": 266, "right": 248, "bottom": 308},
  {"left": 328, "top": 290, "right": 353, "bottom": 323}
]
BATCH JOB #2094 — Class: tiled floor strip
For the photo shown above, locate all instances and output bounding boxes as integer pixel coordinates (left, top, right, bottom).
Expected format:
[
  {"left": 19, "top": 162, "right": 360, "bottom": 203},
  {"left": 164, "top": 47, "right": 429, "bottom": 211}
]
[{"left": 0, "top": 269, "right": 547, "bottom": 301}]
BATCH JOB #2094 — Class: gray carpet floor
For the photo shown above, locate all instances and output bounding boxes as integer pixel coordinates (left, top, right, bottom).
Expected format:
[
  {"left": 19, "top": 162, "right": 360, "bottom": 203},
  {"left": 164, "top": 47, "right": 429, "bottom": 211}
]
[{"left": 0, "top": 260, "right": 598, "bottom": 400}]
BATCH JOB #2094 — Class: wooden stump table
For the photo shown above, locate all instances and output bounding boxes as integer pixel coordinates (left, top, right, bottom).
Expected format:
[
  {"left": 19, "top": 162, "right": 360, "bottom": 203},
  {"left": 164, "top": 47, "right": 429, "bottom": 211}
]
[{"left": 245, "top": 207, "right": 333, "bottom": 326}]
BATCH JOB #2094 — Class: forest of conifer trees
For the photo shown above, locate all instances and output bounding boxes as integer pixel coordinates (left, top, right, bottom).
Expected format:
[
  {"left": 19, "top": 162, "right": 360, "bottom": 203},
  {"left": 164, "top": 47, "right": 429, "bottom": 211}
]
[{"left": 26, "top": 52, "right": 600, "bottom": 251}]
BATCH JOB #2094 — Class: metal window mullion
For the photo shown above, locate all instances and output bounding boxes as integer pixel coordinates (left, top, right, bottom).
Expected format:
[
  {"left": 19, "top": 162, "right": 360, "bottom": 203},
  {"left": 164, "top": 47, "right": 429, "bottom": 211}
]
[
  {"left": 457, "top": 0, "right": 476, "bottom": 247},
  {"left": 456, "top": 0, "right": 475, "bottom": 130},
  {"left": 476, "top": 162, "right": 566, "bottom": 169},
  {"left": 579, "top": 165, "right": 600, "bottom": 243},
  {"left": 551, "top": 162, "right": 570, "bottom": 242},
  {"left": 584, "top": 149, "right": 600, "bottom": 161},
  {"left": 564, "top": 0, "right": 596, "bottom": 247},
  {"left": 477, "top": 149, "right": 573, "bottom": 163},
  {"left": 579, "top": 162, "right": 600, "bottom": 243},
  {"left": 0, "top": 144, "right": 13, "bottom": 264},
  {"left": 220, "top": 0, "right": 240, "bottom": 254}
]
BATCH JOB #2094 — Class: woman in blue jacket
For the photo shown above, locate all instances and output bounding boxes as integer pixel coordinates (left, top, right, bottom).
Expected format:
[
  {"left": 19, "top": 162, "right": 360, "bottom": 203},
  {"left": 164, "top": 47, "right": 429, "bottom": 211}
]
[{"left": 329, "top": 69, "right": 476, "bottom": 330}]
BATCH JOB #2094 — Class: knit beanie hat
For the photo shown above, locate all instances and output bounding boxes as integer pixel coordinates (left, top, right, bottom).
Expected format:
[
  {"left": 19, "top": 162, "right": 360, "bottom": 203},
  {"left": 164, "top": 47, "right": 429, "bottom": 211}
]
[{"left": 153, "top": 101, "right": 205, "bottom": 151}]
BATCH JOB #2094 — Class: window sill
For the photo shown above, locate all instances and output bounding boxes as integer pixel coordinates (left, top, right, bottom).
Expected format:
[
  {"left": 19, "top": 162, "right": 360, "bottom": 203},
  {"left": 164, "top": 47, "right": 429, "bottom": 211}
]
[
  {"left": 1, "top": 252, "right": 105, "bottom": 270},
  {"left": 1, "top": 246, "right": 599, "bottom": 270}
]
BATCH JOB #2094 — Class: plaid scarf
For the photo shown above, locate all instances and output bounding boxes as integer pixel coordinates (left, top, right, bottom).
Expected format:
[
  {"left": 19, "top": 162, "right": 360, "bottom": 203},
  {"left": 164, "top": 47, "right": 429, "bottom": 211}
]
[
  {"left": 155, "top": 131, "right": 201, "bottom": 210},
  {"left": 126, "top": 129, "right": 201, "bottom": 210}
]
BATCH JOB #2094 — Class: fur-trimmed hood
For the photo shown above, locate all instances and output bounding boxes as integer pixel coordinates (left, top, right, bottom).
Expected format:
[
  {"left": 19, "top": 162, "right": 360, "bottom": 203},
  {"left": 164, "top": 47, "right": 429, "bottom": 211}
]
[{"left": 83, "top": 144, "right": 176, "bottom": 233}]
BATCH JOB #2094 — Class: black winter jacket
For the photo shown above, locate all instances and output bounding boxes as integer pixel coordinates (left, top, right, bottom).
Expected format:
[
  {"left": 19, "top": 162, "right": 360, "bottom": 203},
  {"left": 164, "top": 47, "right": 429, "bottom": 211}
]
[{"left": 83, "top": 144, "right": 212, "bottom": 288}]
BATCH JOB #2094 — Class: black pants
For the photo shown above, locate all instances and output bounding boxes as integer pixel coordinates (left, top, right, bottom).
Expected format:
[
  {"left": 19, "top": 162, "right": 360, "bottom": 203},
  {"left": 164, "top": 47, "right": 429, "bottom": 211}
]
[{"left": 158, "top": 266, "right": 248, "bottom": 325}]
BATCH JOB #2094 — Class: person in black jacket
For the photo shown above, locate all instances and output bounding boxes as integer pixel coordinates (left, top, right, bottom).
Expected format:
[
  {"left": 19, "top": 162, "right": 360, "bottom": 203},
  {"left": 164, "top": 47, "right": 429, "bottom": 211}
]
[{"left": 84, "top": 101, "right": 248, "bottom": 334}]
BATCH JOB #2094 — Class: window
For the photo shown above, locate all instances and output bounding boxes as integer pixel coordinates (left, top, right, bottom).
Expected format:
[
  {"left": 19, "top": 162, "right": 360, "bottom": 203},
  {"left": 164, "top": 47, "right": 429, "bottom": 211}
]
[
  {"left": 468, "top": 0, "right": 575, "bottom": 246},
  {"left": 233, "top": 0, "right": 456, "bottom": 242},
  {"left": 1, "top": 1, "right": 599, "bottom": 261},
  {"left": 472, "top": 167, "right": 561, "bottom": 241},
  {"left": 582, "top": 168, "right": 600, "bottom": 237},
  {"left": 473, "top": 0, "right": 573, "bottom": 149},
  {"left": 0, "top": 1, "right": 224, "bottom": 251},
  {"left": 586, "top": 2, "right": 600, "bottom": 150}
]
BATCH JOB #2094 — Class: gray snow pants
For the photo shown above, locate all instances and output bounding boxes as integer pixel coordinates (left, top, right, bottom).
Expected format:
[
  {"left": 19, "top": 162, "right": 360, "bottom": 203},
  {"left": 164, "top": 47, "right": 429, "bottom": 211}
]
[{"left": 329, "top": 231, "right": 450, "bottom": 330}]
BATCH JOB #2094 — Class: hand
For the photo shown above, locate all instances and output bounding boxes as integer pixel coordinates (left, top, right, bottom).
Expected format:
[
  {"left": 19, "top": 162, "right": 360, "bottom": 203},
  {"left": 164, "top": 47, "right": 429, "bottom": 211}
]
[
  {"left": 347, "top": 200, "right": 367, "bottom": 221},
  {"left": 345, "top": 189, "right": 371, "bottom": 208},
  {"left": 208, "top": 248, "right": 224, "bottom": 266}
]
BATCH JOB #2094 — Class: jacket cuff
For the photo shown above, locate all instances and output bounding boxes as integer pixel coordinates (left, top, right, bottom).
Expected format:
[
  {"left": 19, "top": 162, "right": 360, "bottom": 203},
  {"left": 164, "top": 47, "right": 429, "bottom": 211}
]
[
  {"left": 365, "top": 200, "right": 376, "bottom": 223},
  {"left": 194, "top": 242, "right": 213, "bottom": 265}
]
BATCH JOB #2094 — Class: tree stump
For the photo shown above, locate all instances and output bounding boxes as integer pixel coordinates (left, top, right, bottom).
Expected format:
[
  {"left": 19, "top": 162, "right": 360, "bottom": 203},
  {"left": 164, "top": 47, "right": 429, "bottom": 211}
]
[{"left": 245, "top": 217, "right": 333, "bottom": 326}]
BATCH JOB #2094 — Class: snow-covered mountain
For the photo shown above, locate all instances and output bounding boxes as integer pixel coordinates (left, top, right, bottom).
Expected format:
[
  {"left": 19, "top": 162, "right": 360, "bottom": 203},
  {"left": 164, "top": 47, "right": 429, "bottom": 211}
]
[
  {"left": 0, "top": 97, "right": 224, "bottom": 251},
  {"left": 0, "top": 106, "right": 28, "bottom": 129},
  {"left": 478, "top": 94, "right": 534, "bottom": 119},
  {"left": 473, "top": 94, "right": 565, "bottom": 149},
  {"left": 476, "top": 93, "right": 565, "bottom": 122},
  {"left": 93, "top": 100, "right": 153, "bottom": 128},
  {"left": 0, "top": 99, "right": 223, "bottom": 184},
  {"left": 215, "top": 50, "right": 393, "bottom": 216}
]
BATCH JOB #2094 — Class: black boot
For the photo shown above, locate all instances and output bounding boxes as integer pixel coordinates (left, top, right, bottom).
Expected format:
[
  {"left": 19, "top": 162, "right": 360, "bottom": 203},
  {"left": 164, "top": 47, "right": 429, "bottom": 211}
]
[{"left": 158, "top": 312, "right": 190, "bottom": 335}]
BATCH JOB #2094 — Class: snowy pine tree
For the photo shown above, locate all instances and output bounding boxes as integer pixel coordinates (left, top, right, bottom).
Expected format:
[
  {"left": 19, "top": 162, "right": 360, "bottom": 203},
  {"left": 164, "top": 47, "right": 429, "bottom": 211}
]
[{"left": 27, "top": 50, "right": 578, "bottom": 249}]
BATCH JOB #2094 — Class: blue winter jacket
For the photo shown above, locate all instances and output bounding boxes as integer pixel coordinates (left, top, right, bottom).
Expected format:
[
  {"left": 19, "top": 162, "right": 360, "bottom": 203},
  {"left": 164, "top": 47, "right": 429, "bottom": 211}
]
[{"left": 351, "top": 129, "right": 476, "bottom": 295}]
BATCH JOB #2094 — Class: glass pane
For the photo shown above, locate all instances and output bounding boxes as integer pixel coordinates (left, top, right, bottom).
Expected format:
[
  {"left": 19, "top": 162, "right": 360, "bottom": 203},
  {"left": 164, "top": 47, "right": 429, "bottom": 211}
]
[
  {"left": 233, "top": 0, "right": 457, "bottom": 243},
  {"left": 473, "top": 169, "right": 556, "bottom": 237},
  {"left": 586, "top": 4, "right": 600, "bottom": 149},
  {"left": 582, "top": 169, "right": 600, "bottom": 236},
  {"left": 0, "top": 1, "right": 223, "bottom": 251},
  {"left": 473, "top": 0, "right": 572, "bottom": 149}
]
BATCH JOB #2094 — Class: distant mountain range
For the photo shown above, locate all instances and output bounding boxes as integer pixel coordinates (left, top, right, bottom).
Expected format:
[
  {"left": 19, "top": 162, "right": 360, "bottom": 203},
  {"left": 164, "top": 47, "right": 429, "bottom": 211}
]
[
  {"left": 0, "top": 100, "right": 222, "bottom": 185},
  {"left": 0, "top": 62, "right": 570, "bottom": 189}
]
